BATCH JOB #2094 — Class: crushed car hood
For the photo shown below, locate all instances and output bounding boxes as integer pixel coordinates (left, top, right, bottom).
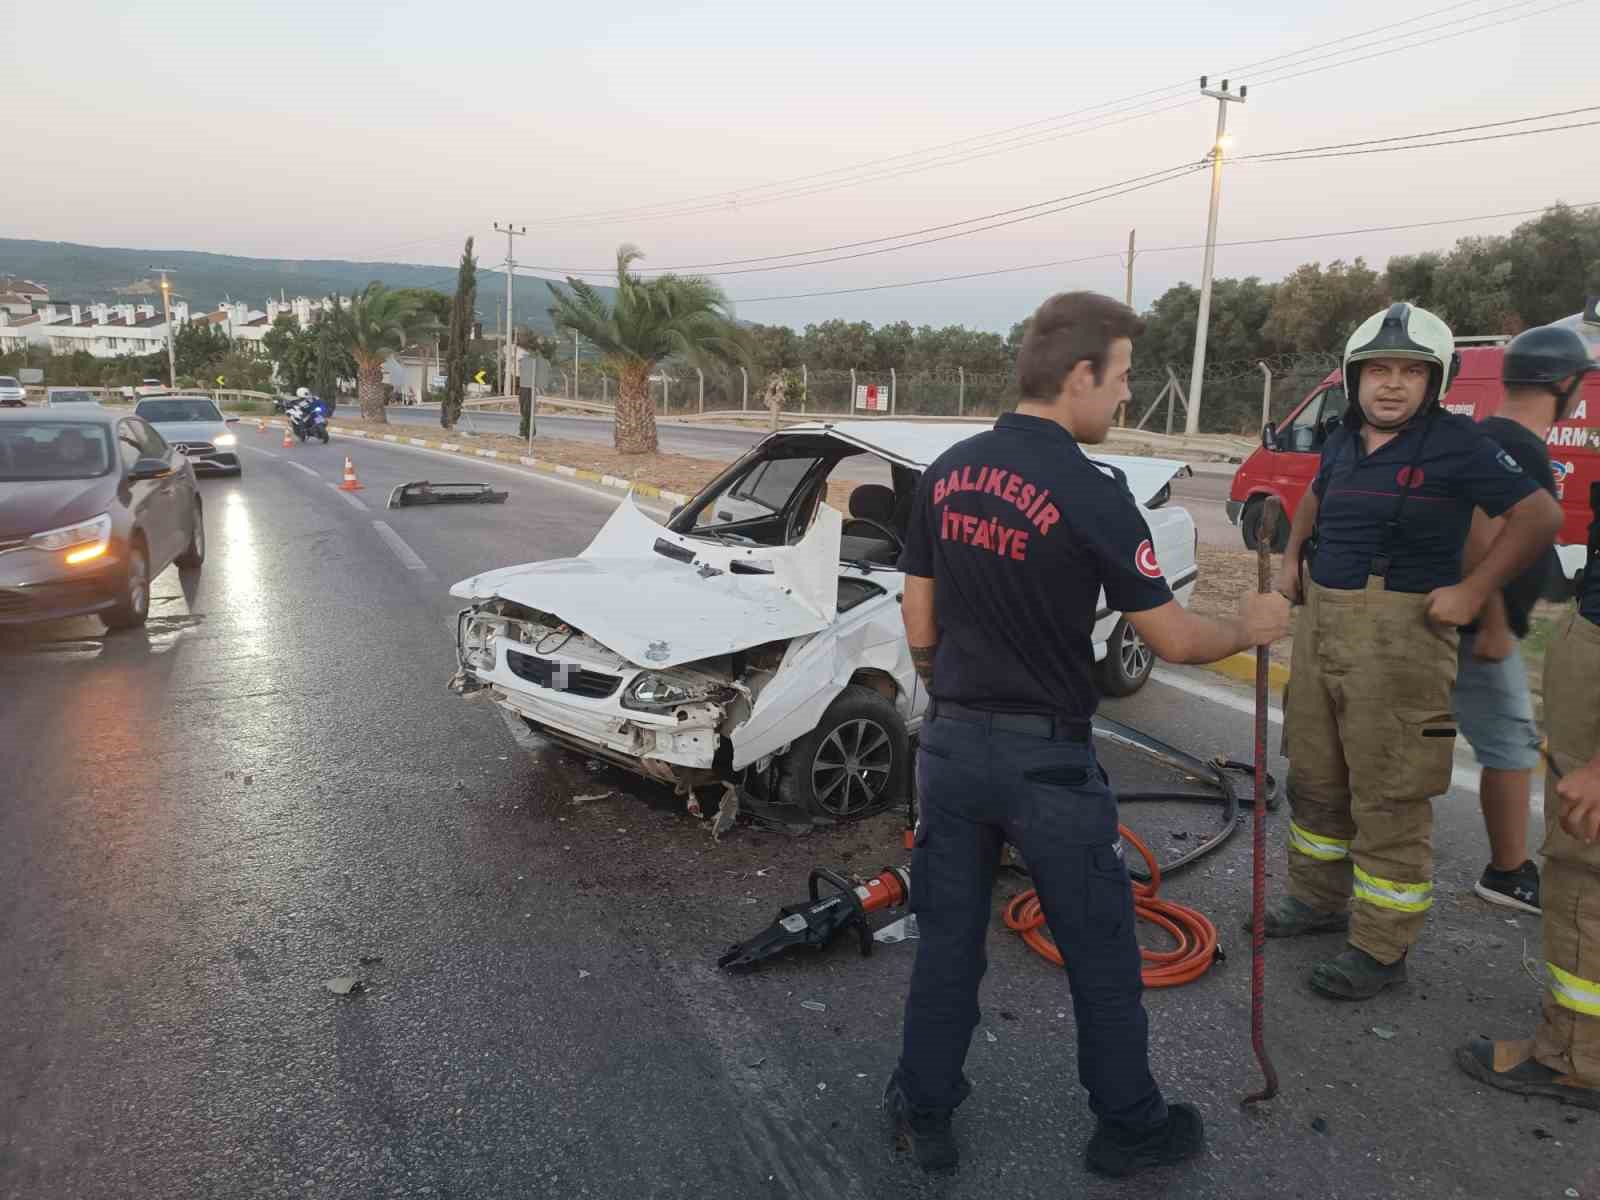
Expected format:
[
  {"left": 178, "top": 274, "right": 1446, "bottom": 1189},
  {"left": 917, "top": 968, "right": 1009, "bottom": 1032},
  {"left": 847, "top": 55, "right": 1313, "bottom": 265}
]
[{"left": 450, "top": 496, "right": 843, "bottom": 669}]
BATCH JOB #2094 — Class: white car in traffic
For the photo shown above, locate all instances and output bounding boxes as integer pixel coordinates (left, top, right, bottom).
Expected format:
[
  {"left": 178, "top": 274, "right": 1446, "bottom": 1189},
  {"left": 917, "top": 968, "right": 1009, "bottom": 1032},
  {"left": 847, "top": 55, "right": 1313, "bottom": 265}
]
[{"left": 449, "top": 421, "right": 1197, "bottom": 822}]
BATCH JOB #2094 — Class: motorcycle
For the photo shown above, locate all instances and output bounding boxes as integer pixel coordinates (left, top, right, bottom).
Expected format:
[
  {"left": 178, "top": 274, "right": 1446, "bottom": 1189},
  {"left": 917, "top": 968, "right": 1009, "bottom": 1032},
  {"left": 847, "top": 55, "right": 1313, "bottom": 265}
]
[{"left": 287, "top": 401, "right": 330, "bottom": 444}]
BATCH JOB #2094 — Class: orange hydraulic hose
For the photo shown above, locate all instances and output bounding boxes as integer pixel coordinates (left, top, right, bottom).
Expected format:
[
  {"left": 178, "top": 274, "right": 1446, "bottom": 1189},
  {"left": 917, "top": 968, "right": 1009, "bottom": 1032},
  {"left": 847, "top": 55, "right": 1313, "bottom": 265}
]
[{"left": 1002, "top": 824, "right": 1219, "bottom": 987}]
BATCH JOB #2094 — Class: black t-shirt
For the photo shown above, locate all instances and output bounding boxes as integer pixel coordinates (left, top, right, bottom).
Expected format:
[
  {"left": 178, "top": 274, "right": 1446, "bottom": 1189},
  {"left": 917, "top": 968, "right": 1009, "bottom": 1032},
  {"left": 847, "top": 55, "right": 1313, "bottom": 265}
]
[
  {"left": 897, "top": 413, "right": 1173, "bottom": 719},
  {"left": 1582, "top": 499, "right": 1600, "bottom": 629},
  {"left": 1309, "top": 410, "right": 1539, "bottom": 594},
  {"left": 1469, "top": 417, "right": 1559, "bottom": 638}
]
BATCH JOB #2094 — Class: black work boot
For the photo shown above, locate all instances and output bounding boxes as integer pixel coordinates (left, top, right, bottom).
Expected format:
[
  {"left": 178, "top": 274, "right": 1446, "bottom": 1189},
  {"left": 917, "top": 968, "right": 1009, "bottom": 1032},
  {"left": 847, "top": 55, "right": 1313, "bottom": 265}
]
[
  {"left": 1085, "top": 1102, "right": 1205, "bottom": 1179},
  {"left": 1309, "top": 946, "right": 1407, "bottom": 1000},
  {"left": 1455, "top": 1037, "right": 1600, "bottom": 1111},
  {"left": 1247, "top": 895, "right": 1351, "bottom": 938},
  {"left": 882, "top": 1075, "right": 958, "bottom": 1173}
]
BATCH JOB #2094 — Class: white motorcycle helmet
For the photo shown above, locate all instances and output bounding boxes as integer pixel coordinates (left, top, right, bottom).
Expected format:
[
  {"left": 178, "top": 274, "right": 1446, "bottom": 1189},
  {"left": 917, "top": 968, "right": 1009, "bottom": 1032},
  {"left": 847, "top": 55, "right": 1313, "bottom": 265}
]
[
  {"left": 296, "top": 387, "right": 310, "bottom": 399},
  {"left": 1342, "top": 302, "right": 1459, "bottom": 430}
]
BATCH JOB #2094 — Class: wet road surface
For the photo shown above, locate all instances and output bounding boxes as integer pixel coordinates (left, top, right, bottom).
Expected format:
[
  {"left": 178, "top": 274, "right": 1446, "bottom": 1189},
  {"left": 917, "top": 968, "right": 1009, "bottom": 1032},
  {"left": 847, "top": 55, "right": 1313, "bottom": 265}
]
[{"left": 1, "top": 429, "right": 1590, "bottom": 1199}]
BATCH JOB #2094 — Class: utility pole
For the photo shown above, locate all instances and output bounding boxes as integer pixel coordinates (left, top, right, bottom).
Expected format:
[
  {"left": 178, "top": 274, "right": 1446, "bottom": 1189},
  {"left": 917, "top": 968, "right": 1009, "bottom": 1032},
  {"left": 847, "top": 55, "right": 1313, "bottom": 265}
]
[
  {"left": 1184, "top": 77, "right": 1246, "bottom": 438},
  {"left": 1123, "top": 230, "right": 1136, "bottom": 308},
  {"left": 572, "top": 330, "right": 579, "bottom": 400},
  {"left": 493, "top": 222, "right": 525, "bottom": 399},
  {"left": 151, "top": 266, "right": 178, "bottom": 388}
]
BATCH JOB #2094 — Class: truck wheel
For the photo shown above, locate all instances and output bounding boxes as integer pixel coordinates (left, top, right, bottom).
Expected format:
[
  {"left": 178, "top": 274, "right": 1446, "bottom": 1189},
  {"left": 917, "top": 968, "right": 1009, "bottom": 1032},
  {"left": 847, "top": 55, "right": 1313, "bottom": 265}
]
[
  {"left": 1096, "top": 616, "right": 1154, "bottom": 697},
  {"left": 1241, "top": 496, "right": 1288, "bottom": 553},
  {"left": 778, "top": 685, "right": 907, "bottom": 822}
]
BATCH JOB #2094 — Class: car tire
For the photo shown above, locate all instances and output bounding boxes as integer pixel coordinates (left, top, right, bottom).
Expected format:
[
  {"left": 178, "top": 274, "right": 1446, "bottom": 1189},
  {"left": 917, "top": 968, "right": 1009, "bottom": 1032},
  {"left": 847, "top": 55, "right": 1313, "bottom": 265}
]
[
  {"left": 104, "top": 537, "right": 151, "bottom": 631},
  {"left": 1241, "top": 495, "right": 1288, "bottom": 553},
  {"left": 1096, "top": 616, "right": 1154, "bottom": 697},
  {"left": 175, "top": 499, "right": 205, "bottom": 568},
  {"left": 778, "top": 684, "right": 908, "bottom": 822}
]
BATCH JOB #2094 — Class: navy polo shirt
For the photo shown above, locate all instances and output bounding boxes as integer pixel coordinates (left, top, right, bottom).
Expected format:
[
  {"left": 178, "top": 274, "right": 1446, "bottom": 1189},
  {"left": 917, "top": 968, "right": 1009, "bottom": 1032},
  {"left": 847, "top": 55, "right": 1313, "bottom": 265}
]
[
  {"left": 898, "top": 412, "right": 1173, "bottom": 720},
  {"left": 1309, "top": 410, "right": 1539, "bottom": 593}
]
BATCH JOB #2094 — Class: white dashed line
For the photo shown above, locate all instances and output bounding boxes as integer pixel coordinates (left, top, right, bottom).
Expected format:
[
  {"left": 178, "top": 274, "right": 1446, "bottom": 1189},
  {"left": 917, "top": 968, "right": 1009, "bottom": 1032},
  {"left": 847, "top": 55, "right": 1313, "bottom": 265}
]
[
  {"left": 371, "top": 520, "right": 430, "bottom": 575},
  {"left": 288, "top": 461, "right": 320, "bottom": 478},
  {"left": 327, "top": 482, "right": 368, "bottom": 511},
  {"left": 250, "top": 447, "right": 280, "bottom": 460}
]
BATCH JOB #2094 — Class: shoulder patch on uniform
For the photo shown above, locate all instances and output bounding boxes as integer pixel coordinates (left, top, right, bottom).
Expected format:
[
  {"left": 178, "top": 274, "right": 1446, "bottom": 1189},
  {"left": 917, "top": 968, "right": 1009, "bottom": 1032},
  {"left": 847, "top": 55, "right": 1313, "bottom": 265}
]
[
  {"left": 1495, "top": 449, "right": 1523, "bottom": 474},
  {"left": 1135, "top": 539, "right": 1162, "bottom": 579}
]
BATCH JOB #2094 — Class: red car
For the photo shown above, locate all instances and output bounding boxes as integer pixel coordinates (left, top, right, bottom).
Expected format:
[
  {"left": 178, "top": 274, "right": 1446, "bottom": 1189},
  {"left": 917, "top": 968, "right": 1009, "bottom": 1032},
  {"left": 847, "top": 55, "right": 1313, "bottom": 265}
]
[{"left": 1227, "top": 307, "right": 1599, "bottom": 591}]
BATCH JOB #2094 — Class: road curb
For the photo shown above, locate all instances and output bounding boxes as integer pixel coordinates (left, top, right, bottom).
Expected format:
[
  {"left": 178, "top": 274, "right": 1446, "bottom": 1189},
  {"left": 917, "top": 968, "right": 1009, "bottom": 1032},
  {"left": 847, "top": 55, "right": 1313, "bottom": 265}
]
[
  {"left": 1202, "top": 651, "right": 1290, "bottom": 691},
  {"left": 261, "top": 420, "right": 693, "bottom": 508}
]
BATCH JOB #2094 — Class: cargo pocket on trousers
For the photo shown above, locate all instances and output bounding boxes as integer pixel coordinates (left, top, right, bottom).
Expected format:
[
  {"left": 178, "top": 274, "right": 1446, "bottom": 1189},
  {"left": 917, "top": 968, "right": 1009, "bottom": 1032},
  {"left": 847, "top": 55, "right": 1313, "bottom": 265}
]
[
  {"left": 1391, "top": 709, "right": 1457, "bottom": 800},
  {"left": 1087, "top": 842, "right": 1134, "bottom": 939}
]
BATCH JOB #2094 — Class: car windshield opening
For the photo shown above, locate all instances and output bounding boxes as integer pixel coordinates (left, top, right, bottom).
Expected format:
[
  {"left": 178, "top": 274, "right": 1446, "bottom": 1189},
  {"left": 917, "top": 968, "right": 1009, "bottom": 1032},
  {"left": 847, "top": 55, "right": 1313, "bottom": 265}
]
[
  {"left": 0, "top": 423, "right": 114, "bottom": 481},
  {"left": 137, "top": 399, "right": 222, "bottom": 423}
]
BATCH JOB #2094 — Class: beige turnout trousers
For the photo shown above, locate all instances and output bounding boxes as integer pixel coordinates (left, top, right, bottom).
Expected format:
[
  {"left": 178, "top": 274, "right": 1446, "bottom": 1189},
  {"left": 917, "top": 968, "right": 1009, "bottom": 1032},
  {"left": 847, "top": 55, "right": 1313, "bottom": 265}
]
[
  {"left": 1535, "top": 612, "right": 1600, "bottom": 1086},
  {"left": 1284, "top": 579, "right": 1460, "bottom": 964}
]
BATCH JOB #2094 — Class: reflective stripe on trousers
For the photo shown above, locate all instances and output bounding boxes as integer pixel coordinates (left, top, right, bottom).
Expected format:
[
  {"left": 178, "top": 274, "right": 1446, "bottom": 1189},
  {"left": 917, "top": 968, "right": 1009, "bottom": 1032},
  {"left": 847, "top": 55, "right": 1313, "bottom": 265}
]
[
  {"left": 1289, "top": 821, "right": 1351, "bottom": 862},
  {"left": 1549, "top": 962, "right": 1600, "bottom": 1018},
  {"left": 1353, "top": 864, "right": 1433, "bottom": 914}
]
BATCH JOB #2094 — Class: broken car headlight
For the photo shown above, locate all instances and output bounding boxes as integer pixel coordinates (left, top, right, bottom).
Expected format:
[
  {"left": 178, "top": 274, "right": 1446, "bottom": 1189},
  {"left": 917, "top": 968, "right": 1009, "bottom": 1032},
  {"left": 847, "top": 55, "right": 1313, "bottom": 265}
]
[
  {"left": 622, "top": 672, "right": 710, "bottom": 712},
  {"left": 458, "top": 612, "right": 505, "bottom": 671}
]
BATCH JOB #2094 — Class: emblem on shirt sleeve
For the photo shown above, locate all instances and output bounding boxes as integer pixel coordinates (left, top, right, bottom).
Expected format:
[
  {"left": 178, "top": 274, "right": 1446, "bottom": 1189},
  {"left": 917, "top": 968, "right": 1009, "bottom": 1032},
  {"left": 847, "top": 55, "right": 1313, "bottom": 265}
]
[
  {"left": 1135, "top": 539, "right": 1162, "bottom": 579},
  {"left": 1495, "top": 449, "right": 1523, "bottom": 474}
]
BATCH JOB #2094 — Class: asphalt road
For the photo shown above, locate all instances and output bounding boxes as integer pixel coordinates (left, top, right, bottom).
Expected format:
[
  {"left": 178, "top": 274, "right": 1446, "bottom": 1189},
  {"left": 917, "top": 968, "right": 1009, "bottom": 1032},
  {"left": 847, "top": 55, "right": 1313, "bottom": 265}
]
[
  {"left": 1, "top": 429, "right": 1589, "bottom": 1199},
  {"left": 387, "top": 408, "right": 1245, "bottom": 549}
]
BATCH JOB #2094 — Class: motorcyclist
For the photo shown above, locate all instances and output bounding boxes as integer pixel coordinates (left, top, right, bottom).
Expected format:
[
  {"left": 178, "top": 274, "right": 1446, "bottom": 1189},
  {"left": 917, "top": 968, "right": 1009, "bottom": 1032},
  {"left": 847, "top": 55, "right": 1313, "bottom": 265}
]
[{"left": 285, "top": 388, "right": 327, "bottom": 440}]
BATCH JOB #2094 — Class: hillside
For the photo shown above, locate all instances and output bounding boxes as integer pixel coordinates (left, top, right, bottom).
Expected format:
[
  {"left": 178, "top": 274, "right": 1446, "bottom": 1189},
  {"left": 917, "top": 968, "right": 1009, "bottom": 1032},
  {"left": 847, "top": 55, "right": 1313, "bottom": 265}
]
[{"left": 0, "top": 238, "right": 595, "bottom": 333}]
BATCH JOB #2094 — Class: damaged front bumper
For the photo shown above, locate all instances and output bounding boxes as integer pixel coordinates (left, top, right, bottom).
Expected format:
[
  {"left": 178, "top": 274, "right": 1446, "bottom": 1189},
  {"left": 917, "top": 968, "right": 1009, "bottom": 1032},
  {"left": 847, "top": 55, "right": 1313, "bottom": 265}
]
[{"left": 451, "top": 605, "right": 743, "bottom": 784}]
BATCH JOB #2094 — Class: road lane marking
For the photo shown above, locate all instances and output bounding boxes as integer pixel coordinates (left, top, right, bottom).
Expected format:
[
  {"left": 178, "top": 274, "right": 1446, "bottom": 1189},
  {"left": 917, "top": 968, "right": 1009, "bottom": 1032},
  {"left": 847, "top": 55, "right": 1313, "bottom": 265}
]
[
  {"left": 327, "top": 482, "right": 367, "bottom": 511},
  {"left": 249, "top": 447, "right": 280, "bottom": 460},
  {"left": 288, "top": 462, "right": 321, "bottom": 478},
  {"left": 1149, "top": 667, "right": 1502, "bottom": 801},
  {"left": 371, "top": 520, "right": 430, "bottom": 575}
]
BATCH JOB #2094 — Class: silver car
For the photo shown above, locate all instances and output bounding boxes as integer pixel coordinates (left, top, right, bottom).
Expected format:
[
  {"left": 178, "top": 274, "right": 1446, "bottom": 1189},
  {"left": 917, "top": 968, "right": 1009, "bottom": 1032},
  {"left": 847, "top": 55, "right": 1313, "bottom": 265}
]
[
  {"left": 0, "top": 376, "right": 25, "bottom": 407},
  {"left": 133, "top": 395, "right": 242, "bottom": 475}
]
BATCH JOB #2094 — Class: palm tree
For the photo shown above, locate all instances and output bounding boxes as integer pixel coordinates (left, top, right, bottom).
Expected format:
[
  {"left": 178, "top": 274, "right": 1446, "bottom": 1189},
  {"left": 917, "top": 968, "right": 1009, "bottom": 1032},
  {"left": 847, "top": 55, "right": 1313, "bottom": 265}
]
[
  {"left": 548, "top": 245, "right": 749, "bottom": 454},
  {"left": 334, "top": 283, "right": 435, "bottom": 423}
]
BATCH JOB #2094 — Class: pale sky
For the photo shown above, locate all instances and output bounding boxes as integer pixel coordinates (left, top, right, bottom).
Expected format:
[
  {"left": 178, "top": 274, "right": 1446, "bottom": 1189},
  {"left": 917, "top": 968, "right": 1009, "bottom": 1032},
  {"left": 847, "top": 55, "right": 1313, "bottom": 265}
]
[{"left": 5, "top": 0, "right": 1598, "bottom": 332}]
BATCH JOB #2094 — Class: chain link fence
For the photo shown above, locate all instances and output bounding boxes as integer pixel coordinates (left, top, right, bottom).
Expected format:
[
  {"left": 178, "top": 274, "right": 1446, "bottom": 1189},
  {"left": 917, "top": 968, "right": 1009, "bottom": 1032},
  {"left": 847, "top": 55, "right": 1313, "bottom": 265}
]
[{"left": 537, "top": 351, "right": 1343, "bottom": 436}]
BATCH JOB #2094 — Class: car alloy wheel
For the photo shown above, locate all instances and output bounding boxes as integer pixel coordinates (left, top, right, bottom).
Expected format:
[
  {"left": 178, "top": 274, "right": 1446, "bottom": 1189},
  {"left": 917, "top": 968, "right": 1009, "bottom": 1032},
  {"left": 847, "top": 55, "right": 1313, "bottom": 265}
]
[{"left": 811, "top": 717, "right": 894, "bottom": 818}]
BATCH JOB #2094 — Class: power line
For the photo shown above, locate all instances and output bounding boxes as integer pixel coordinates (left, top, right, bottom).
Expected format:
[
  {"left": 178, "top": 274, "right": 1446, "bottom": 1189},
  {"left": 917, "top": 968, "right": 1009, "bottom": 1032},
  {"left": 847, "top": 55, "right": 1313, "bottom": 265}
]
[
  {"left": 515, "top": 0, "right": 1565, "bottom": 230},
  {"left": 722, "top": 200, "right": 1598, "bottom": 305},
  {"left": 526, "top": 103, "right": 1595, "bottom": 281},
  {"left": 525, "top": 163, "right": 1201, "bottom": 275},
  {"left": 1241, "top": 117, "right": 1600, "bottom": 164}
]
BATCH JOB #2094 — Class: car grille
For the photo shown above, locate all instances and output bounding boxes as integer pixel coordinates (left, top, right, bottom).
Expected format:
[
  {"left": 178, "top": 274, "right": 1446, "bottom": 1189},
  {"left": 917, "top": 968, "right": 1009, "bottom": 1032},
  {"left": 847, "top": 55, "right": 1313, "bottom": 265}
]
[
  {"left": 505, "top": 649, "right": 621, "bottom": 699},
  {"left": 173, "top": 442, "right": 216, "bottom": 455}
]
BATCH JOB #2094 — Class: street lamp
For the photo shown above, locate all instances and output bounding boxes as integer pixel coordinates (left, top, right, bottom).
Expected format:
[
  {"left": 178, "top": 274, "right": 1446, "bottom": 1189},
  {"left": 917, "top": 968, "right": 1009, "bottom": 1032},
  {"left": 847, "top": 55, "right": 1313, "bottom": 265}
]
[
  {"left": 1184, "top": 77, "right": 1247, "bottom": 438},
  {"left": 151, "top": 266, "right": 178, "bottom": 388}
]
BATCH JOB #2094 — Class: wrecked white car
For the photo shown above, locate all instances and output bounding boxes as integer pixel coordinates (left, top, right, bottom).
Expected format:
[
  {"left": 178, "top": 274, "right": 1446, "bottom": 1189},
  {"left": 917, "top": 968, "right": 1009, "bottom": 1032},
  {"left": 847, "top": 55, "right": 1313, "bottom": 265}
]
[{"left": 449, "top": 422, "right": 1197, "bottom": 823}]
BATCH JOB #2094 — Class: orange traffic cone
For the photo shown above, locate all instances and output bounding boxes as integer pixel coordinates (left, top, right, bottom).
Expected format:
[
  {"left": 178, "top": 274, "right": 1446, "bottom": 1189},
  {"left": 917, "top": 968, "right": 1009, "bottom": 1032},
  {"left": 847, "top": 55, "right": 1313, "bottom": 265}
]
[
  {"left": 282, "top": 426, "right": 294, "bottom": 448},
  {"left": 339, "top": 456, "right": 364, "bottom": 492},
  {"left": 256, "top": 417, "right": 266, "bottom": 432}
]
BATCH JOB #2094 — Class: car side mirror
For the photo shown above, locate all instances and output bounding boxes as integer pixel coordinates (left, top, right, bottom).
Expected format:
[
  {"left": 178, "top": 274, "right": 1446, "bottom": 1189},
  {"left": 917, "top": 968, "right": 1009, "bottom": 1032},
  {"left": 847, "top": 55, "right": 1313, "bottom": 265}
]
[
  {"left": 669, "top": 505, "right": 683, "bottom": 520},
  {"left": 128, "top": 457, "right": 173, "bottom": 481},
  {"left": 1261, "top": 422, "right": 1278, "bottom": 451}
]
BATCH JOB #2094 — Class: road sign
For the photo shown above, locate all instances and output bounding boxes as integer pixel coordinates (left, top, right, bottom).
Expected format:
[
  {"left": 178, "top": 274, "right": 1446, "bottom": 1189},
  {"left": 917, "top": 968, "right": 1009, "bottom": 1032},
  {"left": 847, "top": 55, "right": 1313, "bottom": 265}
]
[
  {"left": 854, "top": 383, "right": 889, "bottom": 413},
  {"left": 473, "top": 369, "right": 487, "bottom": 385},
  {"left": 215, "top": 375, "right": 226, "bottom": 386},
  {"left": 18, "top": 368, "right": 43, "bottom": 384},
  {"left": 431, "top": 373, "right": 447, "bottom": 389}
]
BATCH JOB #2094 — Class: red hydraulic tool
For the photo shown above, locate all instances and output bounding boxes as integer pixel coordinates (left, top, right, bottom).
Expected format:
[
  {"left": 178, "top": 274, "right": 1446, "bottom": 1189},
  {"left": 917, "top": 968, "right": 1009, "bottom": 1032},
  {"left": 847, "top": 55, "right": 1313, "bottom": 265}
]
[{"left": 717, "top": 866, "right": 910, "bottom": 970}]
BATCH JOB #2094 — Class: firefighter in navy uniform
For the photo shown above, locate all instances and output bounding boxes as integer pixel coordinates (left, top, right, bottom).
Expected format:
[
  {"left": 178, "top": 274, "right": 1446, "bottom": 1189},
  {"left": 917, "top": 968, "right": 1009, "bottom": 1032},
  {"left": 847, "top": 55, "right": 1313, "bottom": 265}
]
[
  {"left": 882, "top": 291, "right": 1291, "bottom": 1179},
  {"left": 1268, "top": 303, "right": 1564, "bottom": 1001}
]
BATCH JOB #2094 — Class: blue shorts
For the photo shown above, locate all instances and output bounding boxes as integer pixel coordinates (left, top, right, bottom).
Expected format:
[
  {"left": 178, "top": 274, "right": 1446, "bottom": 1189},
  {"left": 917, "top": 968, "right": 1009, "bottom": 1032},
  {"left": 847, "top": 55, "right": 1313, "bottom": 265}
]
[{"left": 1452, "top": 633, "right": 1540, "bottom": 771}]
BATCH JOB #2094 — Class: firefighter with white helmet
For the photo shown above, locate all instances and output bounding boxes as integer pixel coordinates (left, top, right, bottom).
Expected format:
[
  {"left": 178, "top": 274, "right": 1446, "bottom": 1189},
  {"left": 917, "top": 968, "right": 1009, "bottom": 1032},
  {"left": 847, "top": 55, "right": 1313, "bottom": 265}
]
[{"left": 1264, "top": 302, "right": 1564, "bottom": 1000}]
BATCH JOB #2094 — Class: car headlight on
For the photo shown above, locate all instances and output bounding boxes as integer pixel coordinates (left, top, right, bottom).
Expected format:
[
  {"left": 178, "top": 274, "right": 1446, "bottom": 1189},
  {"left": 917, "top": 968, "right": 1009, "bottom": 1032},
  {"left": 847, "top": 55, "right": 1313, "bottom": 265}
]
[
  {"left": 30, "top": 513, "right": 112, "bottom": 564},
  {"left": 214, "top": 433, "right": 237, "bottom": 447},
  {"left": 623, "top": 672, "right": 711, "bottom": 711}
]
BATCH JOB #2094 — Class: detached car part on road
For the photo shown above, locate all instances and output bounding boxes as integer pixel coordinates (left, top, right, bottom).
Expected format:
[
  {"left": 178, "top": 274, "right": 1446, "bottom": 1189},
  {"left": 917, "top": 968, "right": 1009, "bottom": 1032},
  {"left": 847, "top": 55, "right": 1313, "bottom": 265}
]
[
  {"left": 0, "top": 408, "right": 204, "bottom": 627},
  {"left": 449, "top": 422, "right": 1198, "bottom": 822}
]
